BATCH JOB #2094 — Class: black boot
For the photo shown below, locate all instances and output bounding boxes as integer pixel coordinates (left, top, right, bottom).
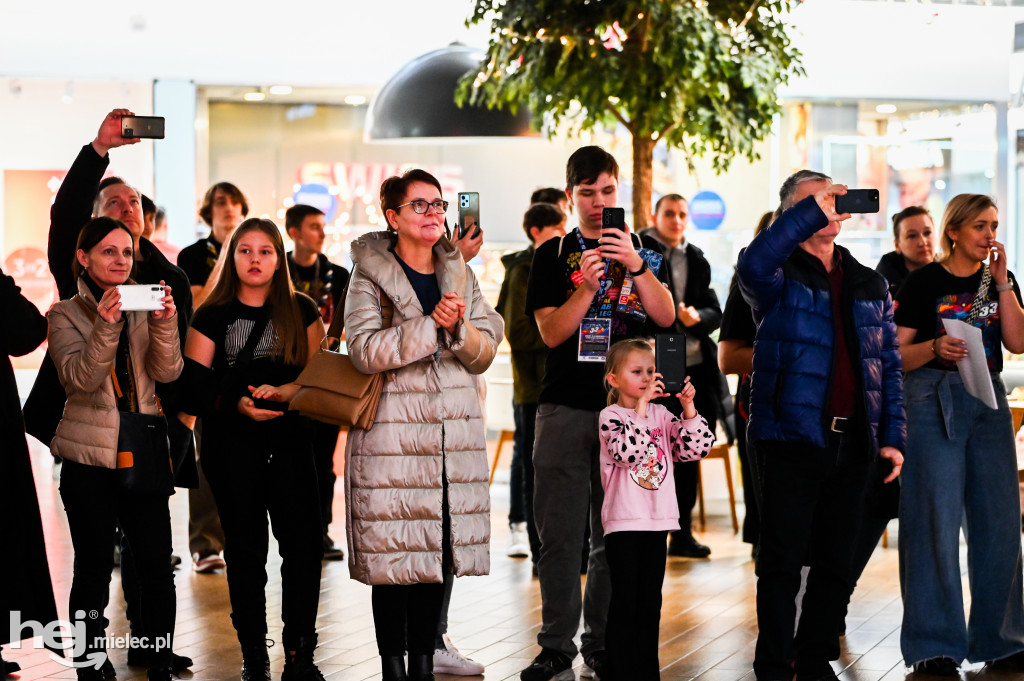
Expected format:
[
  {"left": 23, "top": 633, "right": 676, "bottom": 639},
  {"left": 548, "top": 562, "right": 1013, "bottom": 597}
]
[
  {"left": 381, "top": 655, "right": 407, "bottom": 681},
  {"left": 407, "top": 653, "right": 434, "bottom": 681},
  {"left": 240, "top": 640, "right": 271, "bottom": 681},
  {"left": 281, "top": 635, "right": 325, "bottom": 681}
]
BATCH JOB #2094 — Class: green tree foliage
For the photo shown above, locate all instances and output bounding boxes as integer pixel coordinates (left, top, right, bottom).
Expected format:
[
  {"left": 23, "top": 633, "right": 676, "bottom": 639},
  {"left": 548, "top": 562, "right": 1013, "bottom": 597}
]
[{"left": 457, "top": 0, "right": 804, "bottom": 227}]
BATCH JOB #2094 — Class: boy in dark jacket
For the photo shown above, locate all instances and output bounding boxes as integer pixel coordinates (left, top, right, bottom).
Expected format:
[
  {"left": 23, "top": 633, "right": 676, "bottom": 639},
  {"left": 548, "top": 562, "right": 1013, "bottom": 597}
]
[{"left": 496, "top": 201, "right": 566, "bottom": 568}]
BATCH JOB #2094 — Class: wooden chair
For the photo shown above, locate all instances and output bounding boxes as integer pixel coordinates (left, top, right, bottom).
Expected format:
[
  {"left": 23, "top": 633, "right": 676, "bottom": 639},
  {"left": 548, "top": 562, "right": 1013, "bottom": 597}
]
[
  {"left": 696, "top": 441, "right": 740, "bottom": 534},
  {"left": 489, "top": 429, "right": 516, "bottom": 486}
]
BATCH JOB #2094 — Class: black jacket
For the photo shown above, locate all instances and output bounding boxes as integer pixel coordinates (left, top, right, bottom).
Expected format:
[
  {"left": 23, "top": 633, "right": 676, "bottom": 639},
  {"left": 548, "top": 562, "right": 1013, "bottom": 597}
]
[
  {"left": 0, "top": 269, "right": 58, "bottom": 645},
  {"left": 875, "top": 250, "right": 910, "bottom": 298},
  {"left": 25, "top": 143, "right": 197, "bottom": 486}
]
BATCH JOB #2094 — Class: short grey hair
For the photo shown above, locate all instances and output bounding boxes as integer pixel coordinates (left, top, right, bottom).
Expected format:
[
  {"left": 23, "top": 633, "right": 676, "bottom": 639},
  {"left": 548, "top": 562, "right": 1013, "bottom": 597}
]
[{"left": 778, "top": 170, "right": 831, "bottom": 211}]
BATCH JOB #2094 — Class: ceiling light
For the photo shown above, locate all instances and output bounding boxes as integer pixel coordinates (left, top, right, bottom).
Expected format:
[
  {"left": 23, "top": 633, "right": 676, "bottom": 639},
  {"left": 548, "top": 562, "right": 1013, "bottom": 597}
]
[
  {"left": 244, "top": 90, "right": 266, "bottom": 102},
  {"left": 875, "top": 103, "right": 897, "bottom": 114},
  {"left": 269, "top": 85, "right": 292, "bottom": 96},
  {"left": 344, "top": 95, "right": 367, "bottom": 106}
]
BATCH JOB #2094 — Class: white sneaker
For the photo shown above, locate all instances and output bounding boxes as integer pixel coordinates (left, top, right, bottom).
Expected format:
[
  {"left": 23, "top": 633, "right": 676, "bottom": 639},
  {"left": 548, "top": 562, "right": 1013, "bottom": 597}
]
[
  {"left": 580, "top": 662, "right": 596, "bottom": 679},
  {"left": 506, "top": 522, "right": 530, "bottom": 558},
  {"left": 433, "top": 634, "right": 484, "bottom": 675}
]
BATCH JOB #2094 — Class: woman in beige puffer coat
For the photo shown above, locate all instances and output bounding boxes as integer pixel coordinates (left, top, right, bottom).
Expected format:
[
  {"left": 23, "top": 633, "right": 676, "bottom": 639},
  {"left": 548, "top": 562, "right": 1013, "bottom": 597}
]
[{"left": 344, "top": 169, "right": 502, "bottom": 681}]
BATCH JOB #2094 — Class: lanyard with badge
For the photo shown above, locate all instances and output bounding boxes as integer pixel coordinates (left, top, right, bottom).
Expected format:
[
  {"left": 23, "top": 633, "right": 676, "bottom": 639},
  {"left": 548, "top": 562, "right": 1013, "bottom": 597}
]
[{"left": 574, "top": 227, "right": 663, "bottom": 363}]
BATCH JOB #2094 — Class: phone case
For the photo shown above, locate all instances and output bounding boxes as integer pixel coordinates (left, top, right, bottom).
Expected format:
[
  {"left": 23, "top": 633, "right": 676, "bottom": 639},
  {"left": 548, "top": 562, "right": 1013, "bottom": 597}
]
[
  {"left": 121, "top": 116, "right": 165, "bottom": 139},
  {"left": 458, "top": 192, "right": 480, "bottom": 239},
  {"left": 602, "top": 207, "right": 626, "bottom": 231},
  {"left": 116, "top": 285, "right": 165, "bottom": 311},
  {"left": 655, "top": 333, "right": 687, "bottom": 394}
]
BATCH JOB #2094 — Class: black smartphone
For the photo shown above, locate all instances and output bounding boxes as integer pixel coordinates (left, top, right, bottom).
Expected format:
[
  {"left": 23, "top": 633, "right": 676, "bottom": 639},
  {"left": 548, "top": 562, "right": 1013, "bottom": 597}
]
[
  {"left": 602, "top": 207, "right": 626, "bottom": 232},
  {"left": 655, "top": 333, "right": 687, "bottom": 394},
  {"left": 457, "top": 192, "right": 481, "bottom": 239},
  {"left": 121, "top": 115, "right": 165, "bottom": 139},
  {"left": 835, "top": 189, "right": 879, "bottom": 214}
]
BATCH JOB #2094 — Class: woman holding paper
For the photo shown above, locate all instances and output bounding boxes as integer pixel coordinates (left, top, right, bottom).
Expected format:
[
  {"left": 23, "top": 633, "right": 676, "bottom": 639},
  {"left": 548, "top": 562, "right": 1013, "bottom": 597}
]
[{"left": 894, "top": 194, "right": 1024, "bottom": 676}]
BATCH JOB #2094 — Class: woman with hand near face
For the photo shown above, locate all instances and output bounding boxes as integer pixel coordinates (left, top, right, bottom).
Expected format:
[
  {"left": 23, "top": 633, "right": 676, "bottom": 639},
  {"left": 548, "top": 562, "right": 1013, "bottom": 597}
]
[
  {"left": 895, "top": 195, "right": 1024, "bottom": 676},
  {"left": 343, "top": 169, "right": 502, "bottom": 681},
  {"left": 875, "top": 205, "right": 936, "bottom": 296},
  {"left": 47, "top": 217, "right": 182, "bottom": 681},
  {"left": 183, "top": 218, "right": 327, "bottom": 681}
]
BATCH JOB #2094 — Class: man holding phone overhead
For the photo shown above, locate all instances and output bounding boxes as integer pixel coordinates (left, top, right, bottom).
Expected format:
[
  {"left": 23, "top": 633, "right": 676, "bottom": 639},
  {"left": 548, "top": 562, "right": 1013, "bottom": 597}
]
[
  {"left": 520, "top": 146, "right": 674, "bottom": 681},
  {"left": 26, "top": 107, "right": 195, "bottom": 675},
  {"left": 737, "top": 170, "right": 904, "bottom": 681}
]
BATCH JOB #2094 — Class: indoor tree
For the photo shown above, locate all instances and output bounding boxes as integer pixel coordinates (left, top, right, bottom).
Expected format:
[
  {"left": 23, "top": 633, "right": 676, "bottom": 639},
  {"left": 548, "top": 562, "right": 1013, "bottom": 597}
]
[{"left": 457, "top": 0, "right": 804, "bottom": 227}]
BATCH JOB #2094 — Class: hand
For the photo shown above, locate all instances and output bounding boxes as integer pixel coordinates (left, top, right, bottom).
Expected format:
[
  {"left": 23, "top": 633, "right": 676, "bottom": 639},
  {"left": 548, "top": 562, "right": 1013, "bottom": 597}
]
[
  {"left": 432, "top": 293, "right": 464, "bottom": 333},
  {"left": 813, "top": 183, "right": 852, "bottom": 223},
  {"left": 91, "top": 109, "right": 140, "bottom": 157},
  {"left": 452, "top": 222, "right": 483, "bottom": 261},
  {"left": 578, "top": 250, "right": 605, "bottom": 294},
  {"left": 879, "top": 446, "right": 903, "bottom": 483},
  {"left": 598, "top": 228, "right": 643, "bottom": 272},
  {"left": 97, "top": 287, "right": 123, "bottom": 324},
  {"left": 678, "top": 304, "right": 701, "bottom": 328},
  {"left": 248, "top": 383, "right": 300, "bottom": 403},
  {"left": 150, "top": 281, "right": 176, "bottom": 320},
  {"left": 989, "top": 239, "right": 1008, "bottom": 284},
  {"left": 675, "top": 377, "right": 697, "bottom": 420},
  {"left": 237, "top": 396, "right": 284, "bottom": 421},
  {"left": 933, "top": 334, "right": 967, "bottom": 362},
  {"left": 636, "top": 373, "right": 667, "bottom": 418}
]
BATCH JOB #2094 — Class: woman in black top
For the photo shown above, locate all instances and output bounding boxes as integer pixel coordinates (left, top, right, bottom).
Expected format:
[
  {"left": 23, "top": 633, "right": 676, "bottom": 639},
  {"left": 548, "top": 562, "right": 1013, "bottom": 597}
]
[
  {"left": 874, "top": 205, "right": 935, "bottom": 296},
  {"left": 184, "top": 218, "right": 326, "bottom": 681},
  {"left": 895, "top": 195, "right": 1024, "bottom": 675}
]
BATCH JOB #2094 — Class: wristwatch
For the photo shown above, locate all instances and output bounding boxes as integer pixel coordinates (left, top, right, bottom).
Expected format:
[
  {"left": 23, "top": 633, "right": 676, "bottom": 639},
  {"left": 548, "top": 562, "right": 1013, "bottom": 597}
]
[{"left": 629, "top": 260, "right": 649, "bottom": 277}]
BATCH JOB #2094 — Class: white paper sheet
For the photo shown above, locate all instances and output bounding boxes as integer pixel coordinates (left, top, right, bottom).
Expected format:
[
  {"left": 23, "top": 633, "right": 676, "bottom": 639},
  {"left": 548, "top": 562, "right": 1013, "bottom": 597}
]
[{"left": 941, "top": 318, "right": 998, "bottom": 409}]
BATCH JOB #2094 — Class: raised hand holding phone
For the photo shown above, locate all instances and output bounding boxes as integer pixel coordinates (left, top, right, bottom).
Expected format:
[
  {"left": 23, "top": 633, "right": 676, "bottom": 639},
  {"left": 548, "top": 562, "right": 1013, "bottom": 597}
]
[{"left": 92, "top": 109, "right": 141, "bottom": 157}]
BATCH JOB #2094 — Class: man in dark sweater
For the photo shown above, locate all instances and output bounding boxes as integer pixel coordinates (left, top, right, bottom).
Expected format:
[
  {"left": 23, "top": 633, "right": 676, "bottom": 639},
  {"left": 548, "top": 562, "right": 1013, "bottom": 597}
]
[
  {"left": 284, "top": 204, "right": 350, "bottom": 561},
  {"left": 639, "top": 193, "right": 724, "bottom": 559}
]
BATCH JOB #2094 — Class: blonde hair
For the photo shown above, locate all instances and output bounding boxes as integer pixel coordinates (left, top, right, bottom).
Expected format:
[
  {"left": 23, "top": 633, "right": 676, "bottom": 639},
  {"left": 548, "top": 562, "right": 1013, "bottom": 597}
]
[
  {"left": 938, "top": 194, "right": 997, "bottom": 263},
  {"left": 604, "top": 339, "right": 655, "bottom": 406}
]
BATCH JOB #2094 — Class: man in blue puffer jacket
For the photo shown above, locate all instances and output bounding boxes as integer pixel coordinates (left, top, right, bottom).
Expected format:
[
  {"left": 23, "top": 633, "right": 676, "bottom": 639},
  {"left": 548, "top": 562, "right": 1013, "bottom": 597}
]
[{"left": 737, "top": 170, "right": 906, "bottom": 681}]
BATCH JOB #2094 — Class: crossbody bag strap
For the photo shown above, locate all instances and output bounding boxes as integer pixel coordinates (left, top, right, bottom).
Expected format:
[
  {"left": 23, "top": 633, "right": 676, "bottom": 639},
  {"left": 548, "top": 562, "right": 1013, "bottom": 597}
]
[
  {"left": 964, "top": 264, "right": 992, "bottom": 326},
  {"left": 322, "top": 285, "right": 393, "bottom": 350}
]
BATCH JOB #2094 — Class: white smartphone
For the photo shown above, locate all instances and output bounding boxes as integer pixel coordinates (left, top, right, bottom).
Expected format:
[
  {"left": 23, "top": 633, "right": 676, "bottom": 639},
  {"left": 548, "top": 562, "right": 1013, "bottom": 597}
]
[{"left": 116, "top": 284, "right": 165, "bottom": 311}]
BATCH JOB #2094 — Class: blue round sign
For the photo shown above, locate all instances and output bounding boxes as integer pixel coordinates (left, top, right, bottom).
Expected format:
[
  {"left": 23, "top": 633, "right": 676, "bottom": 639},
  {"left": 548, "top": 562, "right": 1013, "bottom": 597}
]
[
  {"left": 690, "top": 190, "right": 726, "bottom": 231},
  {"left": 292, "top": 183, "right": 339, "bottom": 223}
]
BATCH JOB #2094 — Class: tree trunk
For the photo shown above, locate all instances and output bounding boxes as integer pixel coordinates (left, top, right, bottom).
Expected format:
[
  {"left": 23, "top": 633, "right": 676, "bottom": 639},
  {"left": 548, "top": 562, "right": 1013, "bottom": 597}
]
[{"left": 631, "top": 134, "right": 654, "bottom": 230}]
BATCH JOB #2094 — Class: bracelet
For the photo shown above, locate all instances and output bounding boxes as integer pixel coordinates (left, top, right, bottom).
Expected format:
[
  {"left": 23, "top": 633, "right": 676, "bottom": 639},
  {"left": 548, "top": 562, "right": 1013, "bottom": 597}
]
[
  {"left": 996, "top": 282, "right": 1014, "bottom": 292},
  {"left": 930, "top": 340, "right": 938, "bottom": 356},
  {"left": 629, "top": 260, "right": 649, "bottom": 277}
]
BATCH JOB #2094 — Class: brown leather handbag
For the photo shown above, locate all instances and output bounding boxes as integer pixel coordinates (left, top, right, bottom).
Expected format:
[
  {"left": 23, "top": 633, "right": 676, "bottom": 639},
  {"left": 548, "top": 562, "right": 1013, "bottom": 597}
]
[{"left": 289, "top": 289, "right": 393, "bottom": 429}]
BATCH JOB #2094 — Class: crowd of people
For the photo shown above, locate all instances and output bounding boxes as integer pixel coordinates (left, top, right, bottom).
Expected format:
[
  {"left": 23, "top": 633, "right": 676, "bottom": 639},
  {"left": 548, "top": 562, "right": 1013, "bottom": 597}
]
[{"left": 4, "top": 107, "right": 1024, "bottom": 681}]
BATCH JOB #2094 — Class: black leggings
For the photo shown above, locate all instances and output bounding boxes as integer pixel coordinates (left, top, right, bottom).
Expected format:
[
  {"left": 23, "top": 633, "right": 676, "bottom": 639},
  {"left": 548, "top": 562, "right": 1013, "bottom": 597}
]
[
  {"left": 605, "top": 531, "right": 667, "bottom": 681},
  {"left": 201, "top": 419, "right": 323, "bottom": 646},
  {"left": 371, "top": 583, "right": 445, "bottom": 656}
]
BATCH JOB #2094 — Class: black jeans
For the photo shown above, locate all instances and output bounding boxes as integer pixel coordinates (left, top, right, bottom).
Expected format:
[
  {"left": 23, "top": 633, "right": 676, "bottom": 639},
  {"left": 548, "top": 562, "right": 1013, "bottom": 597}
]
[
  {"left": 59, "top": 460, "right": 175, "bottom": 669},
  {"left": 753, "top": 432, "right": 872, "bottom": 680},
  {"left": 310, "top": 420, "right": 340, "bottom": 534},
  {"left": 605, "top": 531, "right": 668, "bottom": 681},
  {"left": 201, "top": 417, "right": 323, "bottom": 646},
  {"left": 512, "top": 401, "right": 541, "bottom": 561},
  {"left": 372, "top": 583, "right": 445, "bottom": 656}
]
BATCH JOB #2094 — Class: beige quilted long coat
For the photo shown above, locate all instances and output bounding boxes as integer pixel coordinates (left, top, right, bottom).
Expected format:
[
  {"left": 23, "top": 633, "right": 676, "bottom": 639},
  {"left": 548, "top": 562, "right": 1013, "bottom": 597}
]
[{"left": 343, "top": 231, "right": 503, "bottom": 585}]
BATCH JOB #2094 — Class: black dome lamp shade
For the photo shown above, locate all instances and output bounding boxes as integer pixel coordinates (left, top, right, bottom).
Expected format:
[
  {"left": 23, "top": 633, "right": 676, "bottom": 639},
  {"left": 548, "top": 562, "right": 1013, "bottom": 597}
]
[{"left": 365, "top": 44, "right": 535, "bottom": 143}]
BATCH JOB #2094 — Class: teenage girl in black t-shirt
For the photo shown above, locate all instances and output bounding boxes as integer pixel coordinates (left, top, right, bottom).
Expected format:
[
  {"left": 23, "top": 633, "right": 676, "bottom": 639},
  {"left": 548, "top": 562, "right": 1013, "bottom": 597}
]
[{"left": 184, "top": 218, "right": 327, "bottom": 681}]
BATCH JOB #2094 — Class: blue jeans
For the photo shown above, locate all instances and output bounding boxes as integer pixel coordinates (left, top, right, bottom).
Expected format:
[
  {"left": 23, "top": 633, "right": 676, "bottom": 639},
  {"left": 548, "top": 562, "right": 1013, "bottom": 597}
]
[{"left": 899, "top": 369, "right": 1024, "bottom": 665}]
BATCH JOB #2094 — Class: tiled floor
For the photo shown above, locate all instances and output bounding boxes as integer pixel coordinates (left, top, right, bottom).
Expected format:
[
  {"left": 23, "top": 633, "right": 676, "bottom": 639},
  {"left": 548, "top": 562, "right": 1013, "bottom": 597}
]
[{"left": 5, "top": 435, "right": 945, "bottom": 681}]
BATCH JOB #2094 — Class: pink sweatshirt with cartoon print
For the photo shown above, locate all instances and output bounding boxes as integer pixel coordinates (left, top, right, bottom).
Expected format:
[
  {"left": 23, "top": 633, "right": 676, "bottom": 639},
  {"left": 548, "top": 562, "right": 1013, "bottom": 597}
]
[{"left": 598, "top": 403, "right": 715, "bottom": 535}]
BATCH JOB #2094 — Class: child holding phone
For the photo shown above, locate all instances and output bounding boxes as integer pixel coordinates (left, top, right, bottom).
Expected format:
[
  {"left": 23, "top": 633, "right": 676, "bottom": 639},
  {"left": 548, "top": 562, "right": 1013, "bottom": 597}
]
[{"left": 599, "top": 339, "right": 715, "bottom": 680}]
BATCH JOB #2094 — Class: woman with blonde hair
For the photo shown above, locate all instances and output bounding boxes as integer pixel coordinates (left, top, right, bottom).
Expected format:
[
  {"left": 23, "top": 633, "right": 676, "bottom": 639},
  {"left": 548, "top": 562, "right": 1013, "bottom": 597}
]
[
  {"left": 184, "top": 218, "right": 326, "bottom": 681},
  {"left": 344, "top": 169, "right": 502, "bottom": 681},
  {"left": 894, "top": 194, "right": 1024, "bottom": 675}
]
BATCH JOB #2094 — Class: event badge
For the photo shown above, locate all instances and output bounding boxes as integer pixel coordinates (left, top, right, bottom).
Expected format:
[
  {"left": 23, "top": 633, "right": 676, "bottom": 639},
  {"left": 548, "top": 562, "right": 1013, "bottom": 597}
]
[{"left": 578, "top": 317, "right": 612, "bottom": 362}]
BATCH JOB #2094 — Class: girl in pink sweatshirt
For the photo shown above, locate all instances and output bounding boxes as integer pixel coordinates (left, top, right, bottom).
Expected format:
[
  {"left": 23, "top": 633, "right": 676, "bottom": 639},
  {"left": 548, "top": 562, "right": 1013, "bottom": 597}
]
[{"left": 599, "top": 339, "right": 715, "bottom": 680}]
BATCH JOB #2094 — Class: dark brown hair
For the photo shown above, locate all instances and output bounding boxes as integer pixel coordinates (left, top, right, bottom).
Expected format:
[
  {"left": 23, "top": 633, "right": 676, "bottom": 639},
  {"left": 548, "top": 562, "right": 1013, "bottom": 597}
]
[
  {"left": 566, "top": 146, "right": 619, "bottom": 191},
  {"left": 522, "top": 202, "right": 566, "bottom": 240},
  {"left": 91, "top": 176, "right": 139, "bottom": 215},
  {"left": 654, "top": 193, "right": 687, "bottom": 215},
  {"left": 199, "top": 182, "right": 249, "bottom": 227},
  {"left": 200, "top": 218, "right": 308, "bottom": 366},
  {"left": 379, "top": 169, "right": 443, "bottom": 231},
  {"left": 891, "top": 205, "right": 931, "bottom": 240},
  {"left": 285, "top": 204, "right": 325, "bottom": 233},
  {"left": 73, "top": 217, "right": 136, "bottom": 280}
]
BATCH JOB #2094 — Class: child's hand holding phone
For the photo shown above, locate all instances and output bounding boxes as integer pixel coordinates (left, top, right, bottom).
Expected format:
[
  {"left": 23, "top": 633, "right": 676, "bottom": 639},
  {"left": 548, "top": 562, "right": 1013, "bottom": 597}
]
[{"left": 676, "top": 377, "right": 697, "bottom": 420}]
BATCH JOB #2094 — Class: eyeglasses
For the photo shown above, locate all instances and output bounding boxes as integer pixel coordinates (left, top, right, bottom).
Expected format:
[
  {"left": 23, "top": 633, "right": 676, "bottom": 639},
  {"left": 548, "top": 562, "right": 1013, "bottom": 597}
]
[{"left": 396, "top": 199, "right": 449, "bottom": 215}]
